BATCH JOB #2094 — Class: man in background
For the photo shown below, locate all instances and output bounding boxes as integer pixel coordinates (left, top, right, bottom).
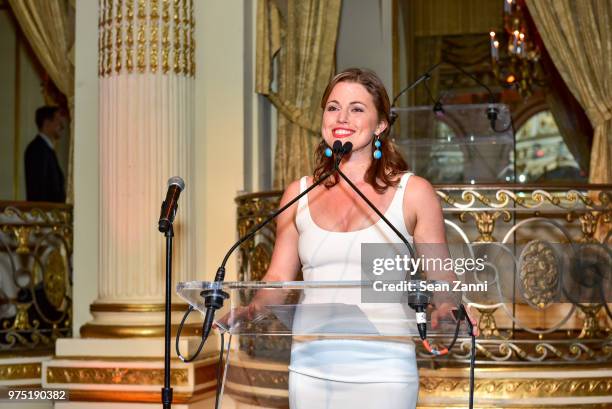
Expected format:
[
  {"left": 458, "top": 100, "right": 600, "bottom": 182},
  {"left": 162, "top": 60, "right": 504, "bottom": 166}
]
[{"left": 24, "top": 106, "right": 66, "bottom": 202}]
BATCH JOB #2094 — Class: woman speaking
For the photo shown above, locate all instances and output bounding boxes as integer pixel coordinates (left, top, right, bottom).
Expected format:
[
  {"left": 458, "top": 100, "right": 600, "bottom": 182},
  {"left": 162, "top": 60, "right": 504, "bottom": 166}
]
[{"left": 232, "top": 68, "right": 466, "bottom": 408}]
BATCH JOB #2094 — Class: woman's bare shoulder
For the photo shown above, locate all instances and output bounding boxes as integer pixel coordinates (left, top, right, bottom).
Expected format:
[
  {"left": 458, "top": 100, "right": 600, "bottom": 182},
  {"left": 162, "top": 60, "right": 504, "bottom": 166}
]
[
  {"left": 405, "top": 174, "right": 437, "bottom": 199},
  {"left": 283, "top": 178, "right": 302, "bottom": 197}
]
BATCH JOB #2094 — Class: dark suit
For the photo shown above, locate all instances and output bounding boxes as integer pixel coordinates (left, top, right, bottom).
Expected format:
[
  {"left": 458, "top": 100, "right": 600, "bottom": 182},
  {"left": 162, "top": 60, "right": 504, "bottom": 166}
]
[{"left": 24, "top": 135, "right": 66, "bottom": 202}]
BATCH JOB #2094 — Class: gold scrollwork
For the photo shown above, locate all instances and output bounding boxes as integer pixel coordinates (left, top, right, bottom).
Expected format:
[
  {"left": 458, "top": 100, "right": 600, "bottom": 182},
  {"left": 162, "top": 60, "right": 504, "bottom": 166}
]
[
  {"left": 173, "top": 0, "right": 181, "bottom": 74},
  {"left": 459, "top": 210, "right": 511, "bottom": 242},
  {"left": 136, "top": 0, "right": 146, "bottom": 72},
  {"left": 519, "top": 240, "right": 559, "bottom": 309},
  {"left": 46, "top": 366, "right": 188, "bottom": 386},
  {"left": 150, "top": 0, "right": 159, "bottom": 72},
  {"left": 162, "top": 0, "right": 170, "bottom": 73},
  {"left": 10, "top": 303, "right": 33, "bottom": 331},
  {"left": 43, "top": 249, "right": 67, "bottom": 310},
  {"left": 576, "top": 304, "right": 607, "bottom": 339},
  {"left": 473, "top": 305, "right": 504, "bottom": 339},
  {"left": 567, "top": 211, "right": 604, "bottom": 243},
  {"left": 419, "top": 376, "right": 612, "bottom": 398},
  {"left": 189, "top": 0, "right": 194, "bottom": 76},
  {"left": 1, "top": 202, "right": 73, "bottom": 353},
  {"left": 12, "top": 226, "right": 33, "bottom": 254},
  {"left": 98, "top": 0, "right": 193, "bottom": 77},
  {"left": 114, "top": 0, "right": 123, "bottom": 73},
  {"left": 235, "top": 186, "right": 611, "bottom": 365},
  {"left": 248, "top": 242, "right": 272, "bottom": 281},
  {"left": 105, "top": 0, "right": 113, "bottom": 76}
]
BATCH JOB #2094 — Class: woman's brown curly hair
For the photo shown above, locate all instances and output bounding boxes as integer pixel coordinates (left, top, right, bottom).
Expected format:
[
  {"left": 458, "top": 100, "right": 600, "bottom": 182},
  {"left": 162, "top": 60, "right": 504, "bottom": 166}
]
[{"left": 313, "top": 68, "right": 409, "bottom": 193}]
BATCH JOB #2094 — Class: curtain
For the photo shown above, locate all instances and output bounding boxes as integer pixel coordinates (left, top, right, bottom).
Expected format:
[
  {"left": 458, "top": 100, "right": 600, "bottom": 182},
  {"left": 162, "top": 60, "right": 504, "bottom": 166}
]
[
  {"left": 256, "top": 0, "right": 342, "bottom": 188},
  {"left": 8, "top": 0, "right": 75, "bottom": 202},
  {"left": 526, "top": 0, "right": 612, "bottom": 184},
  {"left": 522, "top": 0, "right": 593, "bottom": 175}
]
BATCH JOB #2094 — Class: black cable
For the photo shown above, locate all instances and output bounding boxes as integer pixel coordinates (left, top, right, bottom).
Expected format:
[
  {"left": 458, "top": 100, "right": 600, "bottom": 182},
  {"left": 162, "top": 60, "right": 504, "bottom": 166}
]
[
  {"left": 444, "top": 309, "right": 464, "bottom": 352},
  {"left": 469, "top": 334, "right": 476, "bottom": 409},
  {"left": 214, "top": 332, "right": 225, "bottom": 409},
  {"left": 175, "top": 305, "right": 208, "bottom": 363}
]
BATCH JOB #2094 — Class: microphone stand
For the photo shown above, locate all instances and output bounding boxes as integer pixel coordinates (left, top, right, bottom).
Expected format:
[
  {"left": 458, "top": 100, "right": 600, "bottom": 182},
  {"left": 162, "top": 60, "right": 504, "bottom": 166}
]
[{"left": 161, "top": 221, "right": 175, "bottom": 408}]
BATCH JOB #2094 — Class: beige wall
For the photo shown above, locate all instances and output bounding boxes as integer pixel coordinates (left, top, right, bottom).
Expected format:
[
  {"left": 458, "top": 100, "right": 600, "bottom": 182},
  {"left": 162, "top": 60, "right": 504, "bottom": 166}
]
[
  {"left": 72, "top": 0, "right": 99, "bottom": 334},
  {"left": 336, "top": 0, "right": 394, "bottom": 91},
  {"left": 194, "top": 0, "right": 246, "bottom": 281}
]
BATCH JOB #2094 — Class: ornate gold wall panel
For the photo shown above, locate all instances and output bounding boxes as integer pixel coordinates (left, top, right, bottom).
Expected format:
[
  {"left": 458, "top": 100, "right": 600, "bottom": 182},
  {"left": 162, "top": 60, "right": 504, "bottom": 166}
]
[{"left": 0, "top": 202, "right": 72, "bottom": 354}]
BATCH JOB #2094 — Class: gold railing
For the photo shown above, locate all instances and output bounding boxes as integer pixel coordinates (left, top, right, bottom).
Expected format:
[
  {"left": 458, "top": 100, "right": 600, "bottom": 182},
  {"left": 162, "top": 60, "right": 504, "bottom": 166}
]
[
  {"left": 235, "top": 184, "right": 611, "bottom": 365},
  {"left": 0, "top": 201, "right": 73, "bottom": 354}
]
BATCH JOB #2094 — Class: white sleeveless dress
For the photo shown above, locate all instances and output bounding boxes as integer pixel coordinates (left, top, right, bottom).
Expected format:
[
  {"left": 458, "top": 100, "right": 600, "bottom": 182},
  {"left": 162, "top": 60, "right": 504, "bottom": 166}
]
[{"left": 288, "top": 172, "right": 419, "bottom": 409}]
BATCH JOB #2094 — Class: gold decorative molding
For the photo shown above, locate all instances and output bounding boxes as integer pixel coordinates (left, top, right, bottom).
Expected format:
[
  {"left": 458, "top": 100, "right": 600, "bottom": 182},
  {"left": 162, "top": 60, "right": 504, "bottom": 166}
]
[
  {"left": 222, "top": 359, "right": 612, "bottom": 406},
  {"left": 67, "top": 389, "right": 213, "bottom": 403},
  {"left": 80, "top": 322, "right": 202, "bottom": 338},
  {"left": 98, "top": 0, "right": 194, "bottom": 77},
  {"left": 419, "top": 376, "right": 612, "bottom": 399},
  {"left": 46, "top": 366, "right": 188, "bottom": 386},
  {"left": 0, "top": 363, "right": 41, "bottom": 381},
  {"left": 89, "top": 302, "right": 188, "bottom": 313}
]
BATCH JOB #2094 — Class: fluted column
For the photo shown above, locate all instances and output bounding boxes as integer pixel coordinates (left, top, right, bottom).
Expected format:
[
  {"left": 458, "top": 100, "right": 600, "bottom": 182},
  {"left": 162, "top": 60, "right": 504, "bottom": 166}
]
[{"left": 83, "top": 0, "right": 195, "bottom": 334}]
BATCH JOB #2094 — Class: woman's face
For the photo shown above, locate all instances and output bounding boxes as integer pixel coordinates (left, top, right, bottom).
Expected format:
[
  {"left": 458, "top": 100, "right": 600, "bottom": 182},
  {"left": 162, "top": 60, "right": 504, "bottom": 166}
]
[{"left": 322, "top": 81, "right": 387, "bottom": 156}]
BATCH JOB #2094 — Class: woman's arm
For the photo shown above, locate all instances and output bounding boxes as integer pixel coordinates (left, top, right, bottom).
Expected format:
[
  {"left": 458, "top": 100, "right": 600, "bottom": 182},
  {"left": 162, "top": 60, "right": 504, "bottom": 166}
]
[
  {"left": 260, "top": 179, "right": 302, "bottom": 282},
  {"left": 218, "top": 180, "right": 303, "bottom": 327},
  {"left": 405, "top": 176, "right": 464, "bottom": 329},
  {"left": 405, "top": 175, "right": 454, "bottom": 282}
]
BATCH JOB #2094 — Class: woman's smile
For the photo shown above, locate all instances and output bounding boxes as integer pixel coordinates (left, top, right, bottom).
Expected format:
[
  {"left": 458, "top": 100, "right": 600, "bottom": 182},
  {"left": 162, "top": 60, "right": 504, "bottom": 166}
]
[{"left": 332, "top": 127, "right": 355, "bottom": 138}]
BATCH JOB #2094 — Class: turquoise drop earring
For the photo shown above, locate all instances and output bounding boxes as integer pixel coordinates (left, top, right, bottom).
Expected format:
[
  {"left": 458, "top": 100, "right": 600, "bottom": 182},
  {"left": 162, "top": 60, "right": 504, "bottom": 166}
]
[{"left": 373, "top": 135, "right": 382, "bottom": 159}]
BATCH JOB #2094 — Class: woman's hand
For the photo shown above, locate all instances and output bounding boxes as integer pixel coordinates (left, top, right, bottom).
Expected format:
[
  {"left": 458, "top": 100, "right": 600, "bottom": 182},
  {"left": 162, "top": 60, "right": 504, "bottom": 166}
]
[
  {"left": 214, "top": 303, "right": 263, "bottom": 330},
  {"left": 430, "top": 302, "right": 479, "bottom": 337}
]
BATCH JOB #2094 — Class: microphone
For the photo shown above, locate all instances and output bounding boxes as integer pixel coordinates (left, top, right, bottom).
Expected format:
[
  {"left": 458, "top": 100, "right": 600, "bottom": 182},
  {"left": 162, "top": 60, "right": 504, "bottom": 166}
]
[
  {"left": 332, "top": 140, "right": 343, "bottom": 155},
  {"left": 408, "top": 286, "right": 431, "bottom": 342},
  {"left": 158, "top": 176, "right": 185, "bottom": 233},
  {"left": 341, "top": 141, "right": 353, "bottom": 156}
]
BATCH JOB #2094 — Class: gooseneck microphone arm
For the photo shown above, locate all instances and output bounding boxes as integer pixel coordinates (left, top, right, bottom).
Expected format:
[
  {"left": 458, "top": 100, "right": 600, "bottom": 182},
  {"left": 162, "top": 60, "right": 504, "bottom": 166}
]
[
  {"left": 389, "top": 59, "right": 509, "bottom": 134},
  {"left": 175, "top": 141, "right": 348, "bottom": 363}
]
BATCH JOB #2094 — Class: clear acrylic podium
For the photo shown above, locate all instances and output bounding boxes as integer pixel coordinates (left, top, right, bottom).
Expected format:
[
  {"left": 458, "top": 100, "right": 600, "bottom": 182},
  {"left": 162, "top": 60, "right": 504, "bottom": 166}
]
[{"left": 177, "top": 280, "right": 468, "bottom": 407}]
